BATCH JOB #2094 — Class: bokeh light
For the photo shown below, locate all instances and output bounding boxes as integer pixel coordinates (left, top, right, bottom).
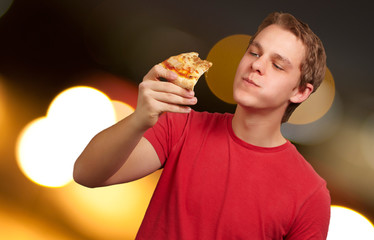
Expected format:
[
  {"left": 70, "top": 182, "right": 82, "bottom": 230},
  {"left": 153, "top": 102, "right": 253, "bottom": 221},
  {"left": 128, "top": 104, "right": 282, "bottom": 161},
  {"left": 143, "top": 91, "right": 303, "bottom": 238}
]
[
  {"left": 359, "top": 113, "right": 374, "bottom": 169},
  {"left": 55, "top": 171, "right": 161, "bottom": 240},
  {"left": 112, "top": 100, "right": 134, "bottom": 122},
  {"left": 46, "top": 86, "right": 115, "bottom": 133},
  {"left": 0, "top": 76, "right": 6, "bottom": 137},
  {"left": 289, "top": 68, "right": 336, "bottom": 125},
  {"left": 0, "top": 199, "right": 72, "bottom": 240},
  {"left": 16, "top": 86, "right": 116, "bottom": 187},
  {"left": 16, "top": 117, "right": 65, "bottom": 187},
  {"left": 328, "top": 205, "right": 374, "bottom": 240},
  {"left": 0, "top": 0, "right": 13, "bottom": 18},
  {"left": 206, "top": 34, "right": 251, "bottom": 104},
  {"left": 13, "top": 82, "right": 157, "bottom": 238}
]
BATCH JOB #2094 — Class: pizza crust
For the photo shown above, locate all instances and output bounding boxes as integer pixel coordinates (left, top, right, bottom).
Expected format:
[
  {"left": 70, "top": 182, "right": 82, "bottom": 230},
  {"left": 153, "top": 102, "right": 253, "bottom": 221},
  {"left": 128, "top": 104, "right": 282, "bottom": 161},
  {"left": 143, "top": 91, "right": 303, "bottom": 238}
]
[{"left": 159, "top": 52, "right": 213, "bottom": 90}]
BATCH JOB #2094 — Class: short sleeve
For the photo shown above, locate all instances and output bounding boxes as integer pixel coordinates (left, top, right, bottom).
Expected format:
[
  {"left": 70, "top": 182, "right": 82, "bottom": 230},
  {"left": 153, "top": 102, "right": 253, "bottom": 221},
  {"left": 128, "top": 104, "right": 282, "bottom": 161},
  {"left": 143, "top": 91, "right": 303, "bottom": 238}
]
[
  {"left": 286, "top": 184, "right": 331, "bottom": 240},
  {"left": 143, "top": 112, "right": 190, "bottom": 166}
]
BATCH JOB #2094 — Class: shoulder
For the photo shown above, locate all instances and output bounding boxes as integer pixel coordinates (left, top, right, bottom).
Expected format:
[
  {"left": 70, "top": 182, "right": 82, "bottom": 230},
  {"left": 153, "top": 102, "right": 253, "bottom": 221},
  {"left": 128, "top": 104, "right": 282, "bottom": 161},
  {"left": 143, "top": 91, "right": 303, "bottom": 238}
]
[
  {"left": 287, "top": 144, "right": 324, "bottom": 180},
  {"left": 283, "top": 145, "right": 331, "bottom": 238},
  {"left": 280, "top": 143, "right": 329, "bottom": 197}
]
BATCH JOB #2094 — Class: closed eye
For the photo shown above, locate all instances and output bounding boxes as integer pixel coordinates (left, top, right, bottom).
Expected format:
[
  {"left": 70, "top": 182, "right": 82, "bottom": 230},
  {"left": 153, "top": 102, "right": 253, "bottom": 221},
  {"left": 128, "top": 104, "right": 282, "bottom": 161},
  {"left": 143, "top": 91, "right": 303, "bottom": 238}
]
[
  {"left": 250, "top": 52, "right": 259, "bottom": 57},
  {"left": 273, "top": 63, "right": 284, "bottom": 70}
]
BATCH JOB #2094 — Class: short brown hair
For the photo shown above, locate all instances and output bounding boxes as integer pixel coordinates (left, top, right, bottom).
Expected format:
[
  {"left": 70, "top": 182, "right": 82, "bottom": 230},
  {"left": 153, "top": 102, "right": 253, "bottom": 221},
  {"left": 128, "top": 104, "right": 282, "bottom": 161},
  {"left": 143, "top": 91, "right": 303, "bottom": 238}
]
[{"left": 250, "top": 12, "right": 327, "bottom": 123}]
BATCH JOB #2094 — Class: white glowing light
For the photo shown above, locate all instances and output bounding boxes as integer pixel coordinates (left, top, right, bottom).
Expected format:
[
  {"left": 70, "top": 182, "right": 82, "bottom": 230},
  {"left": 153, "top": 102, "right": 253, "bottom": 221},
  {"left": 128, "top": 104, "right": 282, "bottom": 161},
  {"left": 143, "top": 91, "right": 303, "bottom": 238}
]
[
  {"left": 327, "top": 205, "right": 374, "bottom": 240},
  {"left": 16, "top": 86, "right": 116, "bottom": 187}
]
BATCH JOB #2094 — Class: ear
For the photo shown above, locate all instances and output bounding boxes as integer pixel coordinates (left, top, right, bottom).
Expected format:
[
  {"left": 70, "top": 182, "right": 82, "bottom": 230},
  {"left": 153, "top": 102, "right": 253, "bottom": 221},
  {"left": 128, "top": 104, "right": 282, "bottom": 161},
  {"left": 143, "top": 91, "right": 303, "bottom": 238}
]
[{"left": 290, "top": 83, "right": 314, "bottom": 104}]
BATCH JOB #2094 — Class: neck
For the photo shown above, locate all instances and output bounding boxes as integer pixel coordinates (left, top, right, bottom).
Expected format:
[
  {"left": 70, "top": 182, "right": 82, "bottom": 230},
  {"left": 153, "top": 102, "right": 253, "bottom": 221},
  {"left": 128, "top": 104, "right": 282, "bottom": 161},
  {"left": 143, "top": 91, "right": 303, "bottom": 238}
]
[{"left": 232, "top": 105, "right": 286, "bottom": 147}]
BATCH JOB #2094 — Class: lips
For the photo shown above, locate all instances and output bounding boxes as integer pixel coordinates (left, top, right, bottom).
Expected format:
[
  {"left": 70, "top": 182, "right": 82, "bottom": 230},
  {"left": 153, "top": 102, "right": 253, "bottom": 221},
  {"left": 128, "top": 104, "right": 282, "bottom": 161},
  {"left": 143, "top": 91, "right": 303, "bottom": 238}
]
[{"left": 242, "top": 77, "right": 260, "bottom": 87}]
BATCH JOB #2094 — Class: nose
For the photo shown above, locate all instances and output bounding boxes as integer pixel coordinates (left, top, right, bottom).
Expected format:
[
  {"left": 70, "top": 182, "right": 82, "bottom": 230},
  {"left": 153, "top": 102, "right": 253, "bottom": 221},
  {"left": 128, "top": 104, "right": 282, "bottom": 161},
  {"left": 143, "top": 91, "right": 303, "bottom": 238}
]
[{"left": 251, "top": 57, "right": 265, "bottom": 75}]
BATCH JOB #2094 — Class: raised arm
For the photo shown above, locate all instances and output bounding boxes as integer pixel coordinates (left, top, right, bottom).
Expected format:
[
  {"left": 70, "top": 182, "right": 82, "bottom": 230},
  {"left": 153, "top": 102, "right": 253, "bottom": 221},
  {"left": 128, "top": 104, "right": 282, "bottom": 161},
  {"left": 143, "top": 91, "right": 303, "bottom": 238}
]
[{"left": 73, "top": 64, "right": 197, "bottom": 188}]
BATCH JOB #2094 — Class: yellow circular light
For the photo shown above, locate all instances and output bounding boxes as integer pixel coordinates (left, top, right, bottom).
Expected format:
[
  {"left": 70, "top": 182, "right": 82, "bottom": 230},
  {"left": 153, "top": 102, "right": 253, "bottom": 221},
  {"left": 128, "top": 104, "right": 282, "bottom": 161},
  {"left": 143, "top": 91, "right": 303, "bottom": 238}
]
[
  {"left": 206, "top": 34, "right": 251, "bottom": 104},
  {"left": 328, "top": 205, "right": 374, "bottom": 240},
  {"left": 289, "top": 68, "right": 335, "bottom": 125},
  {"left": 16, "top": 86, "right": 116, "bottom": 187}
]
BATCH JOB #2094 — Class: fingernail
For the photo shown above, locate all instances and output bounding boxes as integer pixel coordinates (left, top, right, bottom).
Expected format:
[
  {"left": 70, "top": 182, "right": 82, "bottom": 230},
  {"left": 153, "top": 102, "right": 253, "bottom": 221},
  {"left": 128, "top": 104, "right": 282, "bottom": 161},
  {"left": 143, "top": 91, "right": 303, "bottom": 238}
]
[{"left": 191, "top": 97, "right": 197, "bottom": 104}]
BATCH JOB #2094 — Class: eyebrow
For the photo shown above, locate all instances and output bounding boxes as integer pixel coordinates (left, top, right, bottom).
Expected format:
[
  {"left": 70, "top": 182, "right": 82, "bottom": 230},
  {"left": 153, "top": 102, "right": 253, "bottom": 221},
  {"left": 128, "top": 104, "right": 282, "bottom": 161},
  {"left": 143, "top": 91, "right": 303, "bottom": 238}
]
[
  {"left": 272, "top": 53, "right": 292, "bottom": 68},
  {"left": 250, "top": 41, "right": 293, "bottom": 68}
]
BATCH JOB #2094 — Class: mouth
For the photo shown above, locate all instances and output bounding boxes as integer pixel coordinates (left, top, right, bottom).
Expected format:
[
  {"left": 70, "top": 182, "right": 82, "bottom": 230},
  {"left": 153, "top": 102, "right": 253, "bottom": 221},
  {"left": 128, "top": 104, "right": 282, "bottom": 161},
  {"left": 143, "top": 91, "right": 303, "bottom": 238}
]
[{"left": 242, "top": 77, "right": 259, "bottom": 87}]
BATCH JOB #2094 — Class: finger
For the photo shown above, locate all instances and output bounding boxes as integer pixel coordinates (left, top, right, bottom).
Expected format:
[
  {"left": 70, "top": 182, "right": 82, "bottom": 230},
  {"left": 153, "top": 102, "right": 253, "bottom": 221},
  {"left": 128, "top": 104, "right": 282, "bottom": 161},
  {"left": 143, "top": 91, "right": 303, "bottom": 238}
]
[
  {"left": 140, "top": 80, "right": 195, "bottom": 99},
  {"left": 151, "top": 90, "right": 198, "bottom": 106},
  {"left": 157, "top": 101, "right": 193, "bottom": 114},
  {"left": 144, "top": 64, "right": 178, "bottom": 82}
]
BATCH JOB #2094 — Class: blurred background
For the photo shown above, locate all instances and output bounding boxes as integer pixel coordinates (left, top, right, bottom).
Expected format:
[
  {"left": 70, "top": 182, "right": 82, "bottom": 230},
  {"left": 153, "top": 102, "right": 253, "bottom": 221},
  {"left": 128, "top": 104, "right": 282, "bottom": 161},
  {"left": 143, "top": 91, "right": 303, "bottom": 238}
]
[{"left": 0, "top": 0, "right": 373, "bottom": 239}]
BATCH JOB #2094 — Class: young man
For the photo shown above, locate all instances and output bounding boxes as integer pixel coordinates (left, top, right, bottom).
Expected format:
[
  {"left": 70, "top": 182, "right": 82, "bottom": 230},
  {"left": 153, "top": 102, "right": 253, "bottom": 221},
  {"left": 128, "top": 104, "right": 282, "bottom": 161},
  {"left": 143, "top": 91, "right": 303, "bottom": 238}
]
[{"left": 74, "top": 12, "right": 331, "bottom": 239}]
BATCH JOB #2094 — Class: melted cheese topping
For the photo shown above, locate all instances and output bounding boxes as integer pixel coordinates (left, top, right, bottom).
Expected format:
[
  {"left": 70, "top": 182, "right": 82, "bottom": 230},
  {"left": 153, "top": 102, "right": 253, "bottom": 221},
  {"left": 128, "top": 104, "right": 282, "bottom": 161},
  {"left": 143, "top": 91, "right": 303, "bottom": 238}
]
[{"left": 162, "top": 52, "right": 212, "bottom": 80}]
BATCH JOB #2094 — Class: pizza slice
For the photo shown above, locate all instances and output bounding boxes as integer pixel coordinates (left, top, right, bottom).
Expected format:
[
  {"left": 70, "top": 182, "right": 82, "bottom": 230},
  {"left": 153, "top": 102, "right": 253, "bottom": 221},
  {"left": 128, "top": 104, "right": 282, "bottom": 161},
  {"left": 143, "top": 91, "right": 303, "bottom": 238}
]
[{"left": 159, "top": 52, "right": 213, "bottom": 91}]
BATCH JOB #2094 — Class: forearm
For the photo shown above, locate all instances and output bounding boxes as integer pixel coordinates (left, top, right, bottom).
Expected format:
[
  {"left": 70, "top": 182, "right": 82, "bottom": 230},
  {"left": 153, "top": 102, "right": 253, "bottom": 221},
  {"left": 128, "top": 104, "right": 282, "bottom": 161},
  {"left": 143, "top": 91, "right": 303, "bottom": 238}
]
[
  {"left": 73, "top": 113, "right": 147, "bottom": 187},
  {"left": 73, "top": 64, "right": 197, "bottom": 187}
]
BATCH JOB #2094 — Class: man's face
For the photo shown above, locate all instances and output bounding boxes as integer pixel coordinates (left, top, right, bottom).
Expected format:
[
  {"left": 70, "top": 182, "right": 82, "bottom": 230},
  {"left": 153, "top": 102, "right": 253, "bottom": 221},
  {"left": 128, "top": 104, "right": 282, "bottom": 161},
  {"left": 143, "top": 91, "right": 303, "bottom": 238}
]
[{"left": 233, "top": 24, "right": 306, "bottom": 111}]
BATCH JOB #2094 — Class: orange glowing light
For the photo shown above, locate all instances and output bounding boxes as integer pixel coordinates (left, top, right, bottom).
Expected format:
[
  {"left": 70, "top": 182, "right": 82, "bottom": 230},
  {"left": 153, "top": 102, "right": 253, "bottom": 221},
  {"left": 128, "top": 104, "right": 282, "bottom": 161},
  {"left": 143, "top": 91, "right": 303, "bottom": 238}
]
[
  {"left": 0, "top": 198, "right": 73, "bottom": 240},
  {"left": 0, "top": 76, "right": 6, "bottom": 137},
  {"left": 55, "top": 171, "right": 161, "bottom": 240},
  {"left": 112, "top": 100, "right": 134, "bottom": 122}
]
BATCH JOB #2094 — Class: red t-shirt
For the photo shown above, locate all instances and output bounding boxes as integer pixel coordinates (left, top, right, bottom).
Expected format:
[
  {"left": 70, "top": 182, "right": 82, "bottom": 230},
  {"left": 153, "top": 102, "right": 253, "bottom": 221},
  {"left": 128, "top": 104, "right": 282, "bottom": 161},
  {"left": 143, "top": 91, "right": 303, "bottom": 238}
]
[{"left": 137, "top": 111, "right": 330, "bottom": 239}]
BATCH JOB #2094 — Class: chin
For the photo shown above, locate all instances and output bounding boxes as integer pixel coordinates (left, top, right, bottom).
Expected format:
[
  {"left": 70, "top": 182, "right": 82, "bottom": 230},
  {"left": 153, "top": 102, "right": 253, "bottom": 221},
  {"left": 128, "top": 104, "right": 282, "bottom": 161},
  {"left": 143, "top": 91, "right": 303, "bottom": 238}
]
[
  {"left": 232, "top": 91, "right": 243, "bottom": 106},
  {"left": 233, "top": 93, "right": 255, "bottom": 109}
]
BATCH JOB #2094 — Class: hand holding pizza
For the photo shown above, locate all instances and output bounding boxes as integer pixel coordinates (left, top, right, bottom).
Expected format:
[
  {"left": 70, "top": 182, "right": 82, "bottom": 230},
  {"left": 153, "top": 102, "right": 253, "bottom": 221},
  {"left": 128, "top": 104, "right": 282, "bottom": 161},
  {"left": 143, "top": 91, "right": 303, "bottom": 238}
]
[
  {"left": 133, "top": 52, "right": 212, "bottom": 130},
  {"left": 134, "top": 64, "right": 196, "bottom": 129}
]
